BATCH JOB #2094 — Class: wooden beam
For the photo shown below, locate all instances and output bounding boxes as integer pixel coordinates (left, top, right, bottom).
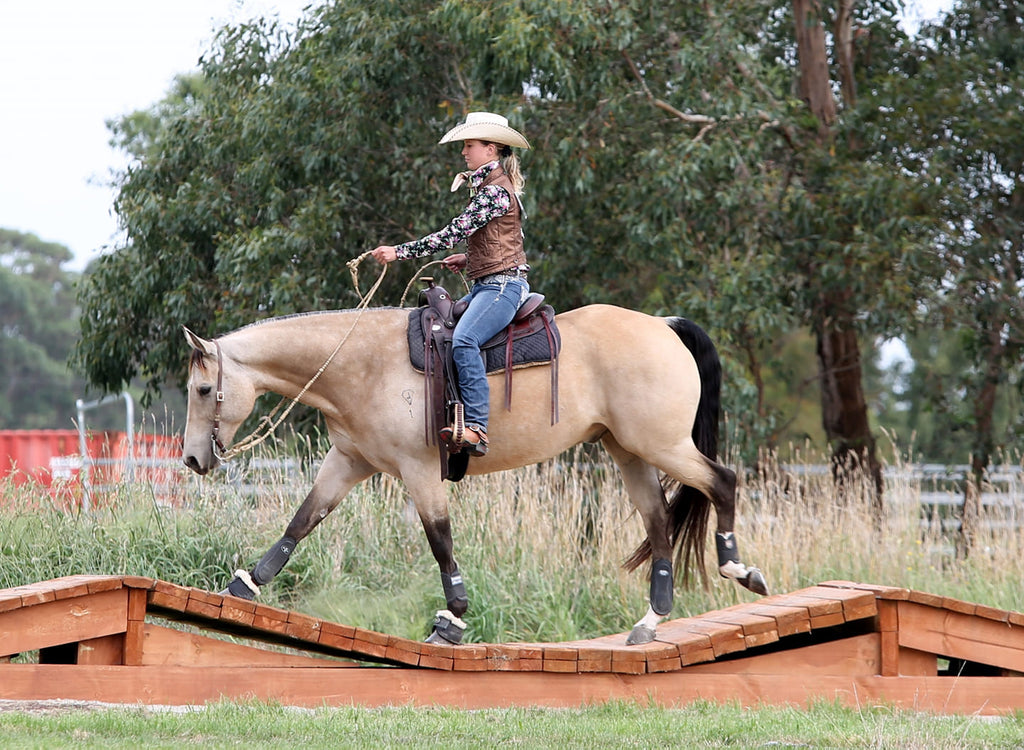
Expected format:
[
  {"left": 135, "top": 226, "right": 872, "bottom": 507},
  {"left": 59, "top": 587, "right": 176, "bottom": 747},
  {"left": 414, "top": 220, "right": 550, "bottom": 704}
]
[
  {"left": 0, "top": 588, "right": 128, "bottom": 657},
  {"left": 139, "top": 624, "right": 359, "bottom": 668},
  {"left": 897, "top": 601, "right": 1024, "bottom": 672},
  {"left": 1, "top": 664, "right": 1023, "bottom": 715}
]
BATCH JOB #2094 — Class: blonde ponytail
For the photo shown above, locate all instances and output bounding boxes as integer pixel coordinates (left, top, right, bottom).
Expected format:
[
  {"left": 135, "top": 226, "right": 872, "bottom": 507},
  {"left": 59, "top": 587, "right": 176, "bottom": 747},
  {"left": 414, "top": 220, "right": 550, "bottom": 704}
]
[{"left": 491, "top": 144, "right": 525, "bottom": 196}]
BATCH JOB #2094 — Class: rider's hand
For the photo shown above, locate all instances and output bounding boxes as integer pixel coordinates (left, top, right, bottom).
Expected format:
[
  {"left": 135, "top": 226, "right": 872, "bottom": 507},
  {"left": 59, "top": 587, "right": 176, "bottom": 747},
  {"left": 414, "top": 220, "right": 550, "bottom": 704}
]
[
  {"left": 371, "top": 246, "right": 398, "bottom": 264},
  {"left": 443, "top": 253, "right": 467, "bottom": 272}
]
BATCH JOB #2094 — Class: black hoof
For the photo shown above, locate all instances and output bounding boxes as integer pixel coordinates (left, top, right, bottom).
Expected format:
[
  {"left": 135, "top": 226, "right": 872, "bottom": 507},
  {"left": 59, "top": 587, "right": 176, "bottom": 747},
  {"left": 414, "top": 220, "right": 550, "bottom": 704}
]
[
  {"left": 626, "top": 625, "right": 656, "bottom": 645},
  {"left": 425, "top": 611, "right": 465, "bottom": 645},
  {"left": 221, "top": 576, "right": 257, "bottom": 601},
  {"left": 742, "top": 568, "right": 770, "bottom": 596}
]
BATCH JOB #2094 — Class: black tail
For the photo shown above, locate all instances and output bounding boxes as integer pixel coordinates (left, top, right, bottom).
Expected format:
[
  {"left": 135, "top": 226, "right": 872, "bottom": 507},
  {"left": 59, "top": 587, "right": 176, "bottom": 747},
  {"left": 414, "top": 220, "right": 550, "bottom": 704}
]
[{"left": 623, "top": 317, "right": 720, "bottom": 588}]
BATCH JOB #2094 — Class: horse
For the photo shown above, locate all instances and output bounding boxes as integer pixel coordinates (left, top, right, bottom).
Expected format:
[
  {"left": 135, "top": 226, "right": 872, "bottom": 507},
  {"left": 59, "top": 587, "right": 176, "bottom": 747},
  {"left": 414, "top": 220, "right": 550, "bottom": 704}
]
[{"left": 181, "top": 303, "right": 768, "bottom": 646}]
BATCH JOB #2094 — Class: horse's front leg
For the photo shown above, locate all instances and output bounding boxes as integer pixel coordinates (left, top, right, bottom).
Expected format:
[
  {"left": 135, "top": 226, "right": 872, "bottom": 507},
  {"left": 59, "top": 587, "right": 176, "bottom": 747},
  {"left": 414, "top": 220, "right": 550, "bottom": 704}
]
[
  {"left": 221, "top": 446, "right": 374, "bottom": 599},
  {"left": 405, "top": 476, "right": 468, "bottom": 645}
]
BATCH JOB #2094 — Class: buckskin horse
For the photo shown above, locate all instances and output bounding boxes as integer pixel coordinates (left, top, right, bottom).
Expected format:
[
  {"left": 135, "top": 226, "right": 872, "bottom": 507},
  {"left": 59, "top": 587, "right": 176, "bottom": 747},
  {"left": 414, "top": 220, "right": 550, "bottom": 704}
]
[{"left": 181, "top": 303, "right": 768, "bottom": 645}]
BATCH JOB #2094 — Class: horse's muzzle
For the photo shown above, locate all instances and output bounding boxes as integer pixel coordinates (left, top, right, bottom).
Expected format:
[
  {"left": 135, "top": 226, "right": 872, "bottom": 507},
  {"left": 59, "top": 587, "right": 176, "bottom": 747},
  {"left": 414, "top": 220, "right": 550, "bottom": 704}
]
[{"left": 182, "top": 454, "right": 210, "bottom": 475}]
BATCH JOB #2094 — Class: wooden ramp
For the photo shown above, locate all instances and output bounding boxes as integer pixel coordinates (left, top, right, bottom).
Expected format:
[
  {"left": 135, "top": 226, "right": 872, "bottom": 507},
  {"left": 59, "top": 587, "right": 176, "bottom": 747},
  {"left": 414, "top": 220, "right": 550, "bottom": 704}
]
[{"left": 2, "top": 576, "right": 1023, "bottom": 714}]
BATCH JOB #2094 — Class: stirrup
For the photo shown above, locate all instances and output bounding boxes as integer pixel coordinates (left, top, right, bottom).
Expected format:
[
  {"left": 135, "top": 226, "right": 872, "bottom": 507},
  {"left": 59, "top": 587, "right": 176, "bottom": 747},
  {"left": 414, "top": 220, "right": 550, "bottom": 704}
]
[{"left": 440, "top": 423, "right": 488, "bottom": 457}]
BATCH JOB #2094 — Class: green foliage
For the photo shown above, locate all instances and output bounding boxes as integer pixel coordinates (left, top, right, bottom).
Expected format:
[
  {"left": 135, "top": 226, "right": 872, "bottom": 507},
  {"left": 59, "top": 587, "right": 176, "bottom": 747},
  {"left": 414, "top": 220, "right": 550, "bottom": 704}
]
[{"left": 0, "top": 230, "right": 81, "bottom": 428}]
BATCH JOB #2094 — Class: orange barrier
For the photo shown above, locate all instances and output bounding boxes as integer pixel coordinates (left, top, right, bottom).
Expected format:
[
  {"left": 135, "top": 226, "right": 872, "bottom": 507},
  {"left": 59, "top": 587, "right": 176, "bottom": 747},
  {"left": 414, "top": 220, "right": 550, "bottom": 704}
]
[{"left": 0, "top": 430, "right": 182, "bottom": 506}]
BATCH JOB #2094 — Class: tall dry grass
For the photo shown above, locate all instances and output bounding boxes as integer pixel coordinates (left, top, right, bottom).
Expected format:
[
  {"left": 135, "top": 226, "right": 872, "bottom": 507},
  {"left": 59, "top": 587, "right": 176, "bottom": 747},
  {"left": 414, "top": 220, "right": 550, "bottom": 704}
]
[{"left": 1, "top": 437, "right": 1021, "bottom": 643}]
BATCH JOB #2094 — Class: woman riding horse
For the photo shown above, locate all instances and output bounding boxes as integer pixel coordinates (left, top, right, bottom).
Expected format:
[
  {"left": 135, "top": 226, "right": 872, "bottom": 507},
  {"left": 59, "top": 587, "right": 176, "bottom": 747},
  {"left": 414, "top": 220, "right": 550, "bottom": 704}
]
[{"left": 371, "top": 112, "right": 532, "bottom": 457}]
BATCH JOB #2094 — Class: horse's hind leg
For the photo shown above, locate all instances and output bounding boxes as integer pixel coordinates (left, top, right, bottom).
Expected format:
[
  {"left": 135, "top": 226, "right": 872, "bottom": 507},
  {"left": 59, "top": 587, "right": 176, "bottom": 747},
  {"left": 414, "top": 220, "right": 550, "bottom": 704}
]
[
  {"left": 665, "top": 442, "right": 769, "bottom": 597},
  {"left": 602, "top": 437, "right": 676, "bottom": 645}
]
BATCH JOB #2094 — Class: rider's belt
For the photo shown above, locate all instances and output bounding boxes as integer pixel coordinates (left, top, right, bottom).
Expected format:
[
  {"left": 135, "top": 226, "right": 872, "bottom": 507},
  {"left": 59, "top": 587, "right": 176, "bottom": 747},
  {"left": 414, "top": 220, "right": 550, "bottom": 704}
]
[{"left": 473, "top": 268, "right": 529, "bottom": 284}]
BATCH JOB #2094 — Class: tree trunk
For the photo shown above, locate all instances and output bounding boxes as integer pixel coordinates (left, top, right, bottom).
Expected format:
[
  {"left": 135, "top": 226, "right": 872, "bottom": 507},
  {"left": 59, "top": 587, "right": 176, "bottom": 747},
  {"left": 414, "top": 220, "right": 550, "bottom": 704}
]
[
  {"left": 792, "top": 0, "right": 836, "bottom": 136},
  {"left": 794, "top": 0, "right": 883, "bottom": 512},
  {"left": 815, "top": 320, "right": 884, "bottom": 511}
]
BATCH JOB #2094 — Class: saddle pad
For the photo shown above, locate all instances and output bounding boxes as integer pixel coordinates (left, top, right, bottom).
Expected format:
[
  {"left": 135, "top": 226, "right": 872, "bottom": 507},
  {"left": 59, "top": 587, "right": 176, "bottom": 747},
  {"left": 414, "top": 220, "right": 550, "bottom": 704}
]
[{"left": 407, "top": 306, "right": 560, "bottom": 374}]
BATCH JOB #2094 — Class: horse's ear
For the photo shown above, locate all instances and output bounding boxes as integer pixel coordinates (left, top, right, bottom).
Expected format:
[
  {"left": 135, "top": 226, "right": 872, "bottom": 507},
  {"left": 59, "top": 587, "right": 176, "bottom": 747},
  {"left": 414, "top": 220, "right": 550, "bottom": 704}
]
[{"left": 183, "top": 326, "right": 217, "bottom": 357}]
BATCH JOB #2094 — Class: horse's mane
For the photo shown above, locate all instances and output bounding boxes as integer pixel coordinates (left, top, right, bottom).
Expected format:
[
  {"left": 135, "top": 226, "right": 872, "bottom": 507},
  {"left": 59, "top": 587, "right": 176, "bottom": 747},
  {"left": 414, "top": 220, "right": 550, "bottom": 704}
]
[{"left": 228, "top": 307, "right": 404, "bottom": 336}]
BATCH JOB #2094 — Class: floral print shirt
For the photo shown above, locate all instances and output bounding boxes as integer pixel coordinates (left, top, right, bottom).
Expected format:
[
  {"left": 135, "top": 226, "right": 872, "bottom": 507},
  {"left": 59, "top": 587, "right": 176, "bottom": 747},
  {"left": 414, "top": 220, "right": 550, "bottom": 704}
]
[{"left": 395, "top": 161, "right": 512, "bottom": 260}]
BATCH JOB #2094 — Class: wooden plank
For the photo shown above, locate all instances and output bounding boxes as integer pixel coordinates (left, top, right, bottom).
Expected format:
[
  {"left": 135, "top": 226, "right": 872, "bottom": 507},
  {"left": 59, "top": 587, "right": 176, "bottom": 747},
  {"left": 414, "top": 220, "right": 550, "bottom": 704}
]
[
  {"left": 795, "top": 586, "right": 877, "bottom": 622},
  {"left": 2, "top": 664, "right": 1024, "bottom": 715},
  {"left": 819, "top": 581, "right": 910, "bottom": 601},
  {"left": 121, "top": 576, "right": 157, "bottom": 591},
  {"left": 384, "top": 636, "right": 423, "bottom": 667},
  {"left": 766, "top": 594, "right": 845, "bottom": 629},
  {"left": 682, "top": 633, "right": 883, "bottom": 676},
  {"left": 318, "top": 621, "right": 355, "bottom": 652},
  {"left": 50, "top": 578, "right": 95, "bottom": 602},
  {"left": 284, "top": 611, "right": 322, "bottom": 644},
  {"left": 696, "top": 608, "right": 780, "bottom": 649},
  {"left": 896, "top": 601, "right": 1024, "bottom": 673},
  {"left": 250, "top": 604, "right": 290, "bottom": 637},
  {"left": 85, "top": 578, "right": 125, "bottom": 595},
  {"left": 219, "top": 598, "right": 257, "bottom": 629},
  {"left": 744, "top": 601, "right": 812, "bottom": 637},
  {"left": 76, "top": 634, "right": 125, "bottom": 665},
  {"left": 184, "top": 588, "right": 222, "bottom": 620},
  {"left": 0, "top": 588, "right": 128, "bottom": 657},
  {"left": 451, "top": 644, "right": 489, "bottom": 672},
  {"left": 878, "top": 600, "right": 900, "bottom": 677},
  {"left": 663, "top": 619, "right": 746, "bottom": 658},
  {"left": 139, "top": 623, "right": 356, "bottom": 668}
]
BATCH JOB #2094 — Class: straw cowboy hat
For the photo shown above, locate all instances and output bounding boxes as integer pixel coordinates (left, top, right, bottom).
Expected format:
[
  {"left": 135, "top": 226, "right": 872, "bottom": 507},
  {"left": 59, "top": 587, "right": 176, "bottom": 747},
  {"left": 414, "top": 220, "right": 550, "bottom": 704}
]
[{"left": 438, "top": 112, "right": 531, "bottom": 149}]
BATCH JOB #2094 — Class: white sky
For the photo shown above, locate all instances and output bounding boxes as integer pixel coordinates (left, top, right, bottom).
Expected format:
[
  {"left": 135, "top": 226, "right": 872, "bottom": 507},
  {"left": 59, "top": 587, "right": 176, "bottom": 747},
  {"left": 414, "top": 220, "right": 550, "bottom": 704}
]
[
  {"left": 0, "top": 1, "right": 951, "bottom": 272},
  {"left": 0, "top": 1, "right": 315, "bottom": 270}
]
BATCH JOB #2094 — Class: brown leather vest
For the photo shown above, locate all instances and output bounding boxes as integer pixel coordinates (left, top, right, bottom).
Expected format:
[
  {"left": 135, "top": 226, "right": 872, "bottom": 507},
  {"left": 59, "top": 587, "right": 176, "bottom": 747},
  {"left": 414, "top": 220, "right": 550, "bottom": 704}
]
[{"left": 465, "top": 166, "right": 527, "bottom": 280}]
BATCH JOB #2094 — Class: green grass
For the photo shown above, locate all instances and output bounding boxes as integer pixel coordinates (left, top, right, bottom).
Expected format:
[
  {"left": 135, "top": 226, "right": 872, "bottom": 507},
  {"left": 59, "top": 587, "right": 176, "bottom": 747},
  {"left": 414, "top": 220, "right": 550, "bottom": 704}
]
[{"left": 0, "top": 700, "right": 1021, "bottom": 749}]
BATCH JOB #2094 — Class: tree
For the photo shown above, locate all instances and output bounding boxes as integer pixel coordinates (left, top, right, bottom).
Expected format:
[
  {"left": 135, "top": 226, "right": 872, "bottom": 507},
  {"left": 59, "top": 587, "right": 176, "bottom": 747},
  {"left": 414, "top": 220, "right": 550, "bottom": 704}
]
[
  {"left": 908, "top": 0, "right": 1024, "bottom": 555},
  {"left": 0, "top": 229, "right": 80, "bottom": 428}
]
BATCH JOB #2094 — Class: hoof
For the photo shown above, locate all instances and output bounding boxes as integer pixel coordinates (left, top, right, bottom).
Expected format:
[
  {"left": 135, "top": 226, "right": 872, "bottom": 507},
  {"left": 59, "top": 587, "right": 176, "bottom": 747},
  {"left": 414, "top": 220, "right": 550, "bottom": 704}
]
[
  {"left": 742, "top": 568, "right": 770, "bottom": 596},
  {"left": 220, "top": 574, "right": 258, "bottom": 601},
  {"left": 626, "top": 625, "right": 656, "bottom": 645},
  {"left": 425, "top": 610, "right": 466, "bottom": 645}
]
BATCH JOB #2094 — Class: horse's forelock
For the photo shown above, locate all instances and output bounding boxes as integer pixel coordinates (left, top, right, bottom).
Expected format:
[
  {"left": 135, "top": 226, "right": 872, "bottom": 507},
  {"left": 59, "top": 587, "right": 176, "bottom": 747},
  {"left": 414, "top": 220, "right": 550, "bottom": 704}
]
[{"left": 189, "top": 348, "right": 208, "bottom": 372}]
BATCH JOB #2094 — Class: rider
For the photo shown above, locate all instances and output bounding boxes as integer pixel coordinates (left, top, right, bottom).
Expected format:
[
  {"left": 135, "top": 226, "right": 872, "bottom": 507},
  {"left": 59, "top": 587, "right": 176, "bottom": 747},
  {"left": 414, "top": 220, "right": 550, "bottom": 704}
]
[{"left": 372, "top": 112, "right": 531, "bottom": 457}]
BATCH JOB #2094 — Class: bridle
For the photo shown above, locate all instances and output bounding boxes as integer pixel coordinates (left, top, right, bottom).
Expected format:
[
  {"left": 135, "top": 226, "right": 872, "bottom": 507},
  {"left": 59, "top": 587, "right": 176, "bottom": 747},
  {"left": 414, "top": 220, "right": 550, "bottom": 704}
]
[{"left": 210, "top": 340, "right": 227, "bottom": 457}]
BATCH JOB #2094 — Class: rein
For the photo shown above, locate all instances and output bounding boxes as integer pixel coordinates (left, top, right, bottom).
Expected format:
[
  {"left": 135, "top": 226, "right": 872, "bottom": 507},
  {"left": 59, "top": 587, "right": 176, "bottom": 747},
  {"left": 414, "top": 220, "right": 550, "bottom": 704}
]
[{"left": 209, "top": 252, "right": 466, "bottom": 463}]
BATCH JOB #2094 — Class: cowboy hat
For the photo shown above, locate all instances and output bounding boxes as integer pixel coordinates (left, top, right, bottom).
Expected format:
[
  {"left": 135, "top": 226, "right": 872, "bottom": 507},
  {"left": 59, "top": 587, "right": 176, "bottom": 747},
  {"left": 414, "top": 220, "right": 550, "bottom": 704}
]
[{"left": 438, "top": 112, "right": 531, "bottom": 149}]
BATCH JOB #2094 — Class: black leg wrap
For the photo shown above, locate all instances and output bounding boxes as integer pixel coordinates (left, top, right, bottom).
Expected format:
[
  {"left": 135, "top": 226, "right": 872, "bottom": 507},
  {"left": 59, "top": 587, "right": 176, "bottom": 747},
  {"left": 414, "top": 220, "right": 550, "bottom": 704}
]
[
  {"left": 441, "top": 568, "right": 469, "bottom": 617},
  {"left": 716, "top": 532, "right": 741, "bottom": 567},
  {"left": 650, "top": 558, "right": 674, "bottom": 616},
  {"left": 252, "top": 535, "right": 297, "bottom": 586}
]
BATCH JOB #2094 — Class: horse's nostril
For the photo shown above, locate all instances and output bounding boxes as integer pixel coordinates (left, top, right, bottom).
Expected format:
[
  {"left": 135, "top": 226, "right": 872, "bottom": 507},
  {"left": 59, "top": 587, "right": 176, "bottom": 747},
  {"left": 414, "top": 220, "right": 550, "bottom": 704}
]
[{"left": 183, "top": 455, "right": 207, "bottom": 475}]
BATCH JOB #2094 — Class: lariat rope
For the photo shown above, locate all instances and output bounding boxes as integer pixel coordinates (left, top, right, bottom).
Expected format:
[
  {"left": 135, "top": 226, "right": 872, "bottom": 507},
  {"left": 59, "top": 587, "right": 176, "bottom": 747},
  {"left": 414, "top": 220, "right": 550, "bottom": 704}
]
[{"left": 212, "top": 252, "right": 466, "bottom": 462}]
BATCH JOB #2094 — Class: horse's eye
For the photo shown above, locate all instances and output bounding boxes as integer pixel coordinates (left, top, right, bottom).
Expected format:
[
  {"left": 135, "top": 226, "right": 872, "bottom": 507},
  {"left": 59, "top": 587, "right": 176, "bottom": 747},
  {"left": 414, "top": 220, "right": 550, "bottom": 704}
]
[{"left": 198, "top": 385, "right": 212, "bottom": 397}]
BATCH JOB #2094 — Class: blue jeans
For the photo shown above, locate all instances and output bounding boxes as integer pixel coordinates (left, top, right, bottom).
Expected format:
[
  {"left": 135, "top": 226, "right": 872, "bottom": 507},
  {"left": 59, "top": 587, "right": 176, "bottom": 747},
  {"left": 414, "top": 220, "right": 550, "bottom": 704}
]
[{"left": 452, "top": 275, "right": 530, "bottom": 432}]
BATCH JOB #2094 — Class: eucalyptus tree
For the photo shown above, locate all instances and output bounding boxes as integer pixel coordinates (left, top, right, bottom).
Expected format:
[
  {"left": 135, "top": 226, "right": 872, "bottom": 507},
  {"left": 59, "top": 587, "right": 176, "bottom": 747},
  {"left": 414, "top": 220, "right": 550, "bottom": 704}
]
[
  {"left": 0, "top": 230, "right": 80, "bottom": 428},
  {"left": 895, "top": 0, "right": 1024, "bottom": 553}
]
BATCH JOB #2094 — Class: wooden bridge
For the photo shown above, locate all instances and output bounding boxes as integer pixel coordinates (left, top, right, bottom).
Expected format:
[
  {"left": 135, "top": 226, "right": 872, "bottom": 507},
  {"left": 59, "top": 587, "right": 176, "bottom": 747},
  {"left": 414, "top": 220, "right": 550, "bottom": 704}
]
[{"left": 2, "top": 575, "right": 1022, "bottom": 714}]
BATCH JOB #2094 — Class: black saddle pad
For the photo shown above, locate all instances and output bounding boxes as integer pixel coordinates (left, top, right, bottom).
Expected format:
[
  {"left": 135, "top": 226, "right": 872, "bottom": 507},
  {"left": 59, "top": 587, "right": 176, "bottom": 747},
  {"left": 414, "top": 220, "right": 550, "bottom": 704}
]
[{"left": 407, "top": 306, "right": 560, "bottom": 374}]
